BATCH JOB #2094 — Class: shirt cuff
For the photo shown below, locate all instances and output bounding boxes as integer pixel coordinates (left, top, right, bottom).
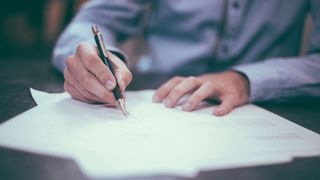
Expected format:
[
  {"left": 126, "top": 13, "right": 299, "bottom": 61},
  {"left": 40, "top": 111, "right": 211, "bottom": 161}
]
[{"left": 233, "top": 62, "right": 285, "bottom": 102}]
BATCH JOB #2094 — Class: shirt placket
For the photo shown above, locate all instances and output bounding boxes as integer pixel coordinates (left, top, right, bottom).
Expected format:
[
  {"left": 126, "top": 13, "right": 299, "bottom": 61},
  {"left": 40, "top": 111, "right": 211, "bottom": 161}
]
[{"left": 217, "top": 0, "right": 245, "bottom": 59}]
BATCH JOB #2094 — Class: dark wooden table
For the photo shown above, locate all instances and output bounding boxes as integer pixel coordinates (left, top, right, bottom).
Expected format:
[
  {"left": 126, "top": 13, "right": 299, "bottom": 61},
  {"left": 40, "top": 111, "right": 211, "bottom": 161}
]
[{"left": 0, "top": 57, "right": 320, "bottom": 180}]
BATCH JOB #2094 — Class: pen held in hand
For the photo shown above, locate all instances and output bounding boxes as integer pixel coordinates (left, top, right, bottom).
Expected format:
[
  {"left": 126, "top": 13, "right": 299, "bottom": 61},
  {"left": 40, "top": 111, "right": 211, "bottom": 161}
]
[{"left": 91, "top": 25, "right": 127, "bottom": 116}]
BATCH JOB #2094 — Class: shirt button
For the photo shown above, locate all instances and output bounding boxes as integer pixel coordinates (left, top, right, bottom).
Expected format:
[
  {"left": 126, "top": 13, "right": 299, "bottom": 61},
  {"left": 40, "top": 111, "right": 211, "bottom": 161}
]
[{"left": 232, "top": 1, "right": 240, "bottom": 9}]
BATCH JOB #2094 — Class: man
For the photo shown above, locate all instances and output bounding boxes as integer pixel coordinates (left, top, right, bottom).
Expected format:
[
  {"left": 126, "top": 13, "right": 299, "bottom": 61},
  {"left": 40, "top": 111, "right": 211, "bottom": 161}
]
[{"left": 53, "top": 0, "right": 320, "bottom": 116}]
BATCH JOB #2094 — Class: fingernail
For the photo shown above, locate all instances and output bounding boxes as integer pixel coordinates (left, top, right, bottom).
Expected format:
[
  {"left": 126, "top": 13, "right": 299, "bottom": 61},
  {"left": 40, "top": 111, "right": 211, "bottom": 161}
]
[
  {"left": 153, "top": 95, "right": 161, "bottom": 102},
  {"left": 214, "top": 108, "right": 224, "bottom": 116},
  {"left": 106, "top": 80, "right": 114, "bottom": 90},
  {"left": 182, "top": 102, "right": 192, "bottom": 111},
  {"left": 165, "top": 99, "right": 172, "bottom": 107}
]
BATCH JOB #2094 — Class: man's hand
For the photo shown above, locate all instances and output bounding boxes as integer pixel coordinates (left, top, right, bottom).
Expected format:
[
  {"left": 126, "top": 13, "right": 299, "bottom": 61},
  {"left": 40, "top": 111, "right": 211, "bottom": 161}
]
[
  {"left": 64, "top": 42, "right": 132, "bottom": 105},
  {"left": 153, "top": 71, "right": 250, "bottom": 116}
]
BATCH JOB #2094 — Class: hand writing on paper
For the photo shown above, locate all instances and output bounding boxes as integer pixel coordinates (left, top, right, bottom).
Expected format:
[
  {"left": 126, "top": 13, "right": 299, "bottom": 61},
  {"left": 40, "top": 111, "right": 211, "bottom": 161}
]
[
  {"left": 63, "top": 42, "right": 132, "bottom": 105},
  {"left": 153, "top": 71, "right": 250, "bottom": 116}
]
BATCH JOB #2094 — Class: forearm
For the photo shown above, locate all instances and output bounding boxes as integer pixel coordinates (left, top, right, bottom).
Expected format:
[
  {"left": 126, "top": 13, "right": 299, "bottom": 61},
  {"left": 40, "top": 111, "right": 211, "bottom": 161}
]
[
  {"left": 234, "top": 54, "right": 320, "bottom": 102},
  {"left": 52, "top": 0, "right": 149, "bottom": 73},
  {"left": 52, "top": 21, "right": 124, "bottom": 73}
]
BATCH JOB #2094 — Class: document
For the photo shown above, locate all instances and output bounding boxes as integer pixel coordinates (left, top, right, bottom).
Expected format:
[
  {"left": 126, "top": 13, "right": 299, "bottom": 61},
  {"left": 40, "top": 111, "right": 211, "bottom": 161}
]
[{"left": 0, "top": 89, "right": 319, "bottom": 179}]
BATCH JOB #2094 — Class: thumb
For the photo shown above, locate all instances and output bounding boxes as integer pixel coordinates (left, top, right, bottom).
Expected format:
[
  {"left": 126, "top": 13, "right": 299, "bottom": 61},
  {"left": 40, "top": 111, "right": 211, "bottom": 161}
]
[
  {"left": 109, "top": 53, "right": 132, "bottom": 92},
  {"left": 213, "top": 96, "right": 237, "bottom": 116},
  {"left": 114, "top": 70, "right": 132, "bottom": 92}
]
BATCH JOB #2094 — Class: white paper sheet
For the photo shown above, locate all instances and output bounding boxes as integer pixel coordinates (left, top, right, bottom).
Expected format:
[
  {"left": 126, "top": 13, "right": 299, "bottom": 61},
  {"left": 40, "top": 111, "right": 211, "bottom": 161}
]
[{"left": 0, "top": 89, "right": 319, "bottom": 179}]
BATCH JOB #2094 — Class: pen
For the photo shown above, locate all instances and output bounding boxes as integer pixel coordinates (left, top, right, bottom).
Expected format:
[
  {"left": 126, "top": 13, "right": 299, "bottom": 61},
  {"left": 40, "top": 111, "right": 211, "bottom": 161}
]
[{"left": 91, "top": 25, "right": 127, "bottom": 116}]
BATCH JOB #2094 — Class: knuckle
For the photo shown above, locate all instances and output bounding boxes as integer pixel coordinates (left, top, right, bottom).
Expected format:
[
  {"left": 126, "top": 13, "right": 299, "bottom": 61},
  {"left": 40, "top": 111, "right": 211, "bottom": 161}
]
[
  {"left": 76, "top": 42, "right": 88, "bottom": 56},
  {"left": 82, "top": 53, "right": 97, "bottom": 68},
  {"left": 204, "top": 81, "right": 214, "bottom": 87},
  {"left": 76, "top": 43, "right": 98, "bottom": 68},
  {"left": 171, "top": 88, "right": 183, "bottom": 96},
  {"left": 65, "top": 56, "right": 76, "bottom": 69},
  {"left": 80, "top": 76, "right": 92, "bottom": 87},
  {"left": 190, "top": 94, "right": 202, "bottom": 102},
  {"left": 96, "top": 70, "right": 110, "bottom": 82},
  {"left": 173, "top": 76, "right": 184, "bottom": 82},
  {"left": 204, "top": 81, "right": 215, "bottom": 90},
  {"left": 160, "top": 84, "right": 171, "bottom": 92},
  {"left": 187, "top": 76, "right": 197, "bottom": 82}
]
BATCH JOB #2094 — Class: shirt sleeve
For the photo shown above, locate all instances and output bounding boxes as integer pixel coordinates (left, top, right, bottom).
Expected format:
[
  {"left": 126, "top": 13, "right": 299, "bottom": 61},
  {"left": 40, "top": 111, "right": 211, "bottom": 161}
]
[
  {"left": 52, "top": 0, "right": 149, "bottom": 73},
  {"left": 233, "top": 0, "right": 320, "bottom": 102}
]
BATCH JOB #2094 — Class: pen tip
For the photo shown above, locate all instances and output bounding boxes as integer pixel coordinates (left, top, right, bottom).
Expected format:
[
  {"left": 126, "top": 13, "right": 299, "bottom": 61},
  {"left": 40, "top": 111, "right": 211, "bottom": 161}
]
[
  {"left": 122, "top": 109, "right": 128, "bottom": 118},
  {"left": 118, "top": 99, "right": 127, "bottom": 117}
]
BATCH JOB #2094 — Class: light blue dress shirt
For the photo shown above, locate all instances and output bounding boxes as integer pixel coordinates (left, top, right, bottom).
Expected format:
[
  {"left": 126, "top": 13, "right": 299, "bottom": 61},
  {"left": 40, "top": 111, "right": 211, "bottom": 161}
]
[{"left": 53, "top": 0, "right": 320, "bottom": 102}]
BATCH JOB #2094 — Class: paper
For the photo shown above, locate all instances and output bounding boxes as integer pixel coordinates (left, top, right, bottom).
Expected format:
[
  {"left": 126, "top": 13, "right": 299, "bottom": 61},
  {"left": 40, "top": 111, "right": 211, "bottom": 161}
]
[{"left": 0, "top": 89, "right": 320, "bottom": 179}]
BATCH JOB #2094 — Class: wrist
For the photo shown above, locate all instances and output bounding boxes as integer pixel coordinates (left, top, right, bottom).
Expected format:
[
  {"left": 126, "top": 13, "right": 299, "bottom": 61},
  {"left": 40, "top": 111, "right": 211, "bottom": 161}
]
[{"left": 229, "top": 70, "right": 250, "bottom": 102}]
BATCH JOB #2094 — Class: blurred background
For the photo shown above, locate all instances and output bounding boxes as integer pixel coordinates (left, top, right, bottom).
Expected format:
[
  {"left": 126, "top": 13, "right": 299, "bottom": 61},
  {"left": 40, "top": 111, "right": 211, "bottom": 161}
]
[
  {"left": 0, "top": 0, "right": 145, "bottom": 67},
  {"left": 0, "top": 0, "right": 87, "bottom": 58}
]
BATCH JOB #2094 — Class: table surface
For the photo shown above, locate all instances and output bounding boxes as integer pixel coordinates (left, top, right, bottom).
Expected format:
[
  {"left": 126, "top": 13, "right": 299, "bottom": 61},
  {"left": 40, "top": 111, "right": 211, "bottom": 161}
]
[{"left": 0, "top": 57, "right": 320, "bottom": 180}]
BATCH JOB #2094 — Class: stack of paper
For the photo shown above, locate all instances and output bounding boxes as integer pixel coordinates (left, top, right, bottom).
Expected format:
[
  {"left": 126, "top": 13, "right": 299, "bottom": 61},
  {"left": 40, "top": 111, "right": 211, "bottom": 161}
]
[{"left": 0, "top": 89, "right": 319, "bottom": 179}]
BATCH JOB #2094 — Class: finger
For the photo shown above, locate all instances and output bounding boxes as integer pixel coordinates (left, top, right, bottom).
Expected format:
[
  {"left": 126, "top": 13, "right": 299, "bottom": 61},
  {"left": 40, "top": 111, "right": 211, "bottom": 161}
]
[
  {"left": 109, "top": 53, "right": 132, "bottom": 92},
  {"left": 182, "top": 82, "right": 216, "bottom": 111},
  {"left": 77, "top": 59, "right": 116, "bottom": 104},
  {"left": 213, "top": 96, "right": 237, "bottom": 116},
  {"left": 164, "top": 76, "right": 201, "bottom": 108},
  {"left": 153, "top": 76, "right": 184, "bottom": 102},
  {"left": 64, "top": 81, "right": 93, "bottom": 103},
  {"left": 66, "top": 57, "right": 114, "bottom": 104},
  {"left": 76, "top": 42, "right": 117, "bottom": 91},
  {"left": 64, "top": 67, "right": 105, "bottom": 103}
]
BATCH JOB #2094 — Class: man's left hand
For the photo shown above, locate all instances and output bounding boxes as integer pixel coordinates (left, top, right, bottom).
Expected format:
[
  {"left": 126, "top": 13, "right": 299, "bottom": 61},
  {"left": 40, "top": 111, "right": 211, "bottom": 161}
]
[{"left": 153, "top": 71, "right": 250, "bottom": 116}]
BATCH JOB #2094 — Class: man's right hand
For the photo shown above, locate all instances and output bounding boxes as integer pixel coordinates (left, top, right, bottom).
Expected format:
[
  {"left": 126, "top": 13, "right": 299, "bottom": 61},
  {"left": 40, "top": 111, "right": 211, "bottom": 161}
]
[{"left": 64, "top": 42, "right": 132, "bottom": 105}]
